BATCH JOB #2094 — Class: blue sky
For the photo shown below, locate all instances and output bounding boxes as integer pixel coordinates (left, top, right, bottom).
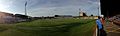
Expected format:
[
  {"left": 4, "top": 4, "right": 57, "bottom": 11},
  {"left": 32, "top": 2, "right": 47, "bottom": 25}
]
[{"left": 0, "top": 0, "right": 100, "bottom": 17}]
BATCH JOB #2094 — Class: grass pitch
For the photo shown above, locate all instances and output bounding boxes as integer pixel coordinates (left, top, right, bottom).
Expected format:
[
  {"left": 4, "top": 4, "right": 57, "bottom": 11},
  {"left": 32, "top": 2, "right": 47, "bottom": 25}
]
[{"left": 0, "top": 18, "right": 96, "bottom": 36}]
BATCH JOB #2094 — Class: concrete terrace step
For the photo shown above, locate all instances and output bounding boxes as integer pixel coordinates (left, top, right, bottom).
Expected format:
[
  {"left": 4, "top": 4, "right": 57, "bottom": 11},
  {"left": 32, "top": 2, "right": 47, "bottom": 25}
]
[
  {"left": 107, "top": 32, "right": 120, "bottom": 36},
  {"left": 105, "top": 21, "right": 120, "bottom": 36}
]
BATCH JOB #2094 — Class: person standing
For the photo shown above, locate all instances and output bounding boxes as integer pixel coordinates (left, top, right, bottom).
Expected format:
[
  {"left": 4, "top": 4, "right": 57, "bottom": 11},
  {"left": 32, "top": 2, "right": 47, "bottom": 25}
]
[
  {"left": 96, "top": 16, "right": 107, "bottom": 36},
  {"left": 100, "top": 15, "right": 105, "bottom": 26}
]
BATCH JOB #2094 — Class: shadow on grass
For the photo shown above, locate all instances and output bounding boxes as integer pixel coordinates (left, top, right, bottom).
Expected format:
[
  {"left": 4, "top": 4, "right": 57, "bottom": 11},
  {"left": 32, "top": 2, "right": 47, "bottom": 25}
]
[{"left": 0, "top": 27, "right": 7, "bottom": 32}]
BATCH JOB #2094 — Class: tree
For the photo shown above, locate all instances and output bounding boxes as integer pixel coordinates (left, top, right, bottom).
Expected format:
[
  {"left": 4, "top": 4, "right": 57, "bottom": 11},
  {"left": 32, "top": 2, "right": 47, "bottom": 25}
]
[{"left": 91, "top": 14, "right": 93, "bottom": 16}]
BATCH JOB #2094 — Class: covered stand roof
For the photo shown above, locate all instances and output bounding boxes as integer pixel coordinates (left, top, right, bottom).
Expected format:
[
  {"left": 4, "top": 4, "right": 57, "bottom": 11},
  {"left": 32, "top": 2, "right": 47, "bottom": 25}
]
[{"left": 100, "top": 0, "right": 120, "bottom": 17}]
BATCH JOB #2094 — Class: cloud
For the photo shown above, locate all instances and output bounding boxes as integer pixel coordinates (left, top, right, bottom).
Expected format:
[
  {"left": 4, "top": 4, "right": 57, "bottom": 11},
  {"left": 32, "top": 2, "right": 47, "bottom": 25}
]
[
  {"left": 27, "top": 0, "right": 100, "bottom": 16},
  {"left": 0, "top": 0, "right": 100, "bottom": 16},
  {"left": 0, "top": 0, "right": 15, "bottom": 13}
]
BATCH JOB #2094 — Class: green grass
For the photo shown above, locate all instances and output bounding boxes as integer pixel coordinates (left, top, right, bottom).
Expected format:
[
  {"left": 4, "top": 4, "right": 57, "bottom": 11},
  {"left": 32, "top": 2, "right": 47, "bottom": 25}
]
[{"left": 0, "top": 18, "right": 95, "bottom": 36}]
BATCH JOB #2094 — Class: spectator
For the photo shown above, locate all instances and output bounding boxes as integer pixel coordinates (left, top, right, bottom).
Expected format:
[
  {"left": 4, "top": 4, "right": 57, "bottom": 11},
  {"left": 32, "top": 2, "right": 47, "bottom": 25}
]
[
  {"left": 96, "top": 16, "right": 107, "bottom": 36},
  {"left": 100, "top": 15, "right": 105, "bottom": 25}
]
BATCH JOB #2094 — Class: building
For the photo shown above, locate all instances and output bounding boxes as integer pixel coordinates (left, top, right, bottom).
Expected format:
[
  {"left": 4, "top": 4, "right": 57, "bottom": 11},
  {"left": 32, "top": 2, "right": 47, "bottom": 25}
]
[
  {"left": 15, "top": 14, "right": 29, "bottom": 19},
  {"left": 55, "top": 15, "right": 72, "bottom": 17},
  {"left": 79, "top": 9, "right": 87, "bottom": 16},
  {"left": 79, "top": 12, "right": 84, "bottom": 16},
  {"left": 15, "top": 14, "right": 31, "bottom": 22},
  {"left": 79, "top": 12, "right": 87, "bottom": 16},
  {"left": 0, "top": 12, "right": 16, "bottom": 24},
  {"left": 0, "top": 11, "right": 32, "bottom": 24}
]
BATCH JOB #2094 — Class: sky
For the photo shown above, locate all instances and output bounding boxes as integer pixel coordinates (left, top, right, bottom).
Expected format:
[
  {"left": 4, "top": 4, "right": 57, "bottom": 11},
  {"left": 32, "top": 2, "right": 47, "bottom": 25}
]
[{"left": 0, "top": 0, "right": 100, "bottom": 17}]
